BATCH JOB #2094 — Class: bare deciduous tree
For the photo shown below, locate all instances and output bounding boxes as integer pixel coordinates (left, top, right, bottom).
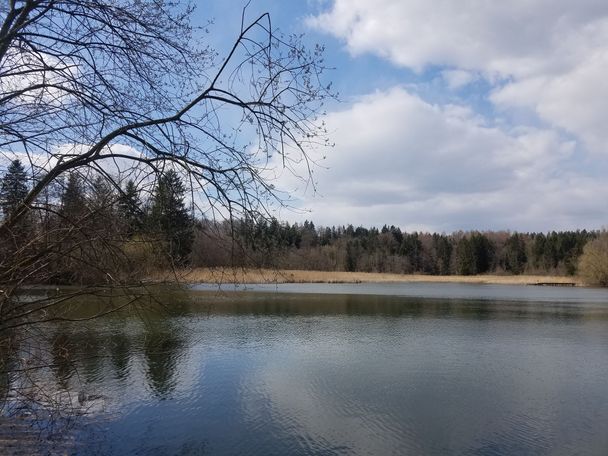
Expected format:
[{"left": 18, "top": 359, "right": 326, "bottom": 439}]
[
  {"left": 0, "top": 0, "right": 331, "bottom": 300},
  {"left": 0, "top": 0, "right": 332, "bottom": 426}
]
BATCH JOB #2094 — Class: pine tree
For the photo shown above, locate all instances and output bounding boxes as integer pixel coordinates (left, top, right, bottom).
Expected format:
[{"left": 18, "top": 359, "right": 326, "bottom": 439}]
[
  {"left": 149, "top": 170, "right": 193, "bottom": 263},
  {"left": 0, "top": 159, "right": 29, "bottom": 219}
]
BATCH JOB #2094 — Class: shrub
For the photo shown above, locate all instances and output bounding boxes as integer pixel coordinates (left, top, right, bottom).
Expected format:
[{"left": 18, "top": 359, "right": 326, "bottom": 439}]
[{"left": 578, "top": 232, "right": 608, "bottom": 286}]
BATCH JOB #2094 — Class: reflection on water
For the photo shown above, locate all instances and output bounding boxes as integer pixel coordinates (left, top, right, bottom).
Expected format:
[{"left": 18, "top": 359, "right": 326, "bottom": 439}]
[
  {"left": 143, "top": 321, "right": 185, "bottom": 399},
  {"left": 109, "top": 333, "right": 131, "bottom": 381},
  {"left": 194, "top": 281, "right": 608, "bottom": 303},
  {"left": 3, "top": 285, "right": 608, "bottom": 455}
]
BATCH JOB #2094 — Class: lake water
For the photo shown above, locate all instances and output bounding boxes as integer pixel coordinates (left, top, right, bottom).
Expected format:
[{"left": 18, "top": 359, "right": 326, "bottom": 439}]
[{"left": 12, "top": 283, "right": 608, "bottom": 455}]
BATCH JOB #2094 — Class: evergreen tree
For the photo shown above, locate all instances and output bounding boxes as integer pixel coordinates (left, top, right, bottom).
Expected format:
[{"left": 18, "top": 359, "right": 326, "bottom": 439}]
[
  {"left": 87, "top": 176, "right": 118, "bottom": 235},
  {"left": 0, "top": 159, "right": 29, "bottom": 219},
  {"left": 432, "top": 234, "right": 452, "bottom": 275},
  {"left": 118, "top": 180, "right": 143, "bottom": 236},
  {"left": 320, "top": 227, "right": 332, "bottom": 246},
  {"left": 345, "top": 239, "right": 359, "bottom": 272},
  {"left": 456, "top": 237, "right": 475, "bottom": 275},
  {"left": 400, "top": 233, "right": 422, "bottom": 271},
  {"left": 89, "top": 176, "right": 115, "bottom": 211},
  {"left": 469, "top": 232, "right": 494, "bottom": 273},
  {"left": 60, "top": 172, "right": 86, "bottom": 220},
  {"left": 149, "top": 170, "right": 193, "bottom": 262},
  {"left": 532, "top": 233, "right": 546, "bottom": 269},
  {"left": 502, "top": 233, "right": 527, "bottom": 274},
  {"left": 0, "top": 159, "right": 32, "bottom": 249}
]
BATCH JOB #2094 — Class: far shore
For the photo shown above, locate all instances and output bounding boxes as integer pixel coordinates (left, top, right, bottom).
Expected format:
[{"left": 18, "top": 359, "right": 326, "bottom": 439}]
[{"left": 151, "top": 268, "right": 582, "bottom": 286}]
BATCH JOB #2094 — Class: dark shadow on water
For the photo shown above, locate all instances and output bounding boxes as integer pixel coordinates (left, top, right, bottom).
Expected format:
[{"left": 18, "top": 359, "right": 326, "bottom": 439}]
[{"left": 189, "top": 291, "right": 602, "bottom": 322}]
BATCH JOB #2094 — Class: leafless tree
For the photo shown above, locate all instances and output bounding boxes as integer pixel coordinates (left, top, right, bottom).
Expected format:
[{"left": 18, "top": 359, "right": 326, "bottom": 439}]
[{"left": 0, "top": 0, "right": 332, "bottom": 428}]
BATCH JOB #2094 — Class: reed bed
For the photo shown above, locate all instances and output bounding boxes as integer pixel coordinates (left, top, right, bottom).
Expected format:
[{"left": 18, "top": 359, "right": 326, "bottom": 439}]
[{"left": 150, "top": 268, "right": 581, "bottom": 286}]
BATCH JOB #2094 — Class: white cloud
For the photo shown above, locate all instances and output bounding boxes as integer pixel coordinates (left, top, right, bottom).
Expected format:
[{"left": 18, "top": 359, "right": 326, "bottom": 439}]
[
  {"left": 0, "top": 48, "right": 79, "bottom": 107},
  {"left": 308, "top": 1, "right": 608, "bottom": 77},
  {"left": 441, "top": 70, "right": 479, "bottom": 90},
  {"left": 491, "top": 50, "right": 608, "bottom": 154},
  {"left": 279, "top": 87, "right": 606, "bottom": 232},
  {"left": 309, "top": 1, "right": 608, "bottom": 156},
  {"left": 291, "top": 1, "right": 608, "bottom": 230},
  {"left": 0, "top": 143, "right": 158, "bottom": 193}
]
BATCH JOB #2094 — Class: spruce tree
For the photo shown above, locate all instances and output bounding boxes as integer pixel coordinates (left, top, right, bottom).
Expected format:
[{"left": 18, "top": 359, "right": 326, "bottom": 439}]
[
  {"left": 503, "top": 233, "right": 527, "bottom": 274},
  {"left": 456, "top": 237, "right": 475, "bottom": 275},
  {"left": 118, "top": 180, "right": 143, "bottom": 236},
  {"left": 149, "top": 170, "right": 193, "bottom": 263},
  {"left": 60, "top": 172, "right": 86, "bottom": 220},
  {"left": 0, "top": 159, "right": 29, "bottom": 219},
  {"left": 433, "top": 234, "right": 452, "bottom": 275},
  {"left": 89, "top": 176, "right": 115, "bottom": 212},
  {"left": 469, "top": 232, "right": 494, "bottom": 273},
  {"left": 88, "top": 175, "right": 118, "bottom": 235}
]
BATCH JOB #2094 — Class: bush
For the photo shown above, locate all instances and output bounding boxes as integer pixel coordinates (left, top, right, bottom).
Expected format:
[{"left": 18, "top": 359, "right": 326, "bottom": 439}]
[
  {"left": 122, "top": 236, "right": 169, "bottom": 275},
  {"left": 578, "top": 233, "right": 608, "bottom": 286}
]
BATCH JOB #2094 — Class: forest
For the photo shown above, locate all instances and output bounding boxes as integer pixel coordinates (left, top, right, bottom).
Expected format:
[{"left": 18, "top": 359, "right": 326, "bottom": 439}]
[
  {"left": 0, "top": 159, "right": 596, "bottom": 284},
  {"left": 197, "top": 217, "right": 595, "bottom": 277}
]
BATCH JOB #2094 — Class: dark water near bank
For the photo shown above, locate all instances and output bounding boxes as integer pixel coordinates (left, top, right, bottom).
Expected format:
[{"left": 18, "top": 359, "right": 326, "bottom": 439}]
[{"left": 18, "top": 284, "right": 608, "bottom": 455}]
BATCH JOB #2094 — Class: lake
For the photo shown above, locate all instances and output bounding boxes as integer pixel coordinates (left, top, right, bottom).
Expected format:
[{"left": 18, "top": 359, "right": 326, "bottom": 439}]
[{"left": 8, "top": 283, "right": 608, "bottom": 455}]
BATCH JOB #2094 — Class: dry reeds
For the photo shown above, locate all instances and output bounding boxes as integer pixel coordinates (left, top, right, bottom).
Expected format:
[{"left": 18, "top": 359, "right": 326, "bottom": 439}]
[{"left": 150, "top": 267, "right": 581, "bottom": 286}]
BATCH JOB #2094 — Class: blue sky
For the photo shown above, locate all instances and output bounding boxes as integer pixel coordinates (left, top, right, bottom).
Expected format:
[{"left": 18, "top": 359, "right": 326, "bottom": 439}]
[{"left": 195, "top": 0, "right": 608, "bottom": 233}]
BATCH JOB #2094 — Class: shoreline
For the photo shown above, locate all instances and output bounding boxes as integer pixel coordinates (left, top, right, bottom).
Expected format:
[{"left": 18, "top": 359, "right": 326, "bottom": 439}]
[{"left": 152, "top": 268, "right": 582, "bottom": 286}]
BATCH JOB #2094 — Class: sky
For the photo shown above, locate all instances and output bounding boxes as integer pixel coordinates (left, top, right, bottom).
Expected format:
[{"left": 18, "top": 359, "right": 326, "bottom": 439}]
[{"left": 196, "top": 2, "right": 608, "bottom": 232}]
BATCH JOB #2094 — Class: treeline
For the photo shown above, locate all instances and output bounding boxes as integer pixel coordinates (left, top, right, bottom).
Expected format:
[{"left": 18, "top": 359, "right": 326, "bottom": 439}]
[
  {"left": 194, "top": 219, "right": 596, "bottom": 277},
  {"left": 0, "top": 159, "right": 598, "bottom": 283},
  {"left": 0, "top": 160, "right": 194, "bottom": 284}
]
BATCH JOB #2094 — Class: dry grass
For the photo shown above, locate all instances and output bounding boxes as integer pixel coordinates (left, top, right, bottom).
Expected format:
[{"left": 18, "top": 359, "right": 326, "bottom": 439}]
[{"left": 151, "top": 267, "right": 581, "bottom": 286}]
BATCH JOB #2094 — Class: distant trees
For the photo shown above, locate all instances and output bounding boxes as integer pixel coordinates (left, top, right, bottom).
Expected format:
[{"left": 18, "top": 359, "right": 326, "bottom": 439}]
[
  {"left": 432, "top": 234, "right": 452, "bottom": 275},
  {"left": 456, "top": 237, "right": 475, "bottom": 275},
  {"left": 1, "top": 155, "right": 598, "bottom": 281},
  {"left": 189, "top": 218, "right": 596, "bottom": 278},
  {"left": 501, "top": 233, "right": 527, "bottom": 274},
  {"left": 345, "top": 240, "right": 360, "bottom": 272},
  {"left": 0, "top": 164, "right": 195, "bottom": 283},
  {"left": 400, "top": 233, "right": 423, "bottom": 272},
  {"left": 529, "top": 231, "right": 593, "bottom": 274},
  {"left": 455, "top": 233, "right": 494, "bottom": 275}
]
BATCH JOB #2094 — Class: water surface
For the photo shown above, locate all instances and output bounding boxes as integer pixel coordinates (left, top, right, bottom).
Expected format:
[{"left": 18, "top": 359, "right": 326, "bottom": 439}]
[{"left": 15, "top": 283, "right": 608, "bottom": 455}]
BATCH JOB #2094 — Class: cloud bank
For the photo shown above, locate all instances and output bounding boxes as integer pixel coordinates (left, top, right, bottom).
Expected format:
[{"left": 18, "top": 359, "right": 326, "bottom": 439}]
[{"left": 295, "top": 0, "right": 608, "bottom": 231}]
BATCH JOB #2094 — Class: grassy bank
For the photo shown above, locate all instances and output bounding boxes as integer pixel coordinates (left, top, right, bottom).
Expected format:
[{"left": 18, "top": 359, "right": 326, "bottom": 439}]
[{"left": 151, "top": 268, "right": 582, "bottom": 286}]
